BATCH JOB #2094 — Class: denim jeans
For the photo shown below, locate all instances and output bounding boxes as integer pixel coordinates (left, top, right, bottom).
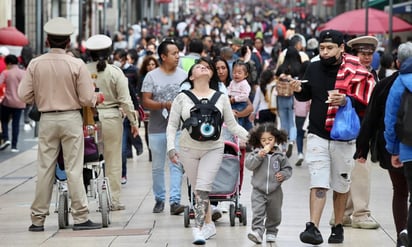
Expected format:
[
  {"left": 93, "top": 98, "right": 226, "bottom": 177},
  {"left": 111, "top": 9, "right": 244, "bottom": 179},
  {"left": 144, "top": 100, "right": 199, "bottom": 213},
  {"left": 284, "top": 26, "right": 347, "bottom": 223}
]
[
  {"left": 55, "top": 163, "right": 67, "bottom": 181},
  {"left": 1, "top": 105, "right": 23, "bottom": 148},
  {"left": 121, "top": 119, "right": 130, "bottom": 178},
  {"left": 232, "top": 102, "right": 252, "bottom": 130},
  {"left": 121, "top": 118, "right": 143, "bottom": 177},
  {"left": 277, "top": 96, "right": 296, "bottom": 141},
  {"left": 148, "top": 132, "right": 183, "bottom": 204},
  {"left": 295, "top": 116, "right": 306, "bottom": 154}
]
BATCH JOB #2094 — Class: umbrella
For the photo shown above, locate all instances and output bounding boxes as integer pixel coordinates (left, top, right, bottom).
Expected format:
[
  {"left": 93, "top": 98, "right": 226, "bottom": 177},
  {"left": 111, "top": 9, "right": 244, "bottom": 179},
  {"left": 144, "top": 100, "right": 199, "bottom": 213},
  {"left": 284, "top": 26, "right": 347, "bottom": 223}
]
[
  {"left": 0, "top": 26, "right": 29, "bottom": 46},
  {"left": 318, "top": 8, "right": 412, "bottom": 35}
]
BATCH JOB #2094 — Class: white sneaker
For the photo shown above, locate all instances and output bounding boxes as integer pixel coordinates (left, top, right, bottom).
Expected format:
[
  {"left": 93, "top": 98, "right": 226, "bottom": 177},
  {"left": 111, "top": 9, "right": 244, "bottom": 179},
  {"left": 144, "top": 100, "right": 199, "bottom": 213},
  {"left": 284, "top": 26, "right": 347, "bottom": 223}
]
[
  {"left": 266, "top": 233, "right": 276, "bottom": 242},
  {"left": 295, "top": 153, "right": 304, "bottom": 166},
  {"left": 11, "top": 148, "right": 19, "bottom": 153},
  {"left": 24, "top": 123, "right": 32, "bottom": 131},
  {"left": 121, "top": 176, "right": 127, "bottom": 185},
  {"left": 201, "top": 222, "right": 216, "bottom": 240},
  {"left": 192, "top": 227, "right": 206, "bottom": 245},
  {"left": 248, "top": 230, "right": 262, "bottom": 244},
  {"left": 211, "top": 205, "right": 222, "bottom": 221}
]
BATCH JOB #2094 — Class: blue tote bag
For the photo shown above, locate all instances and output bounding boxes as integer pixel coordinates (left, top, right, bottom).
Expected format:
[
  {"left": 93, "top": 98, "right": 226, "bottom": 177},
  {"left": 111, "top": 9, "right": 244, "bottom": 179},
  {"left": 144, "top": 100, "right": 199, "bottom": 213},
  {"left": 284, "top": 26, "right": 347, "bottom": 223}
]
[{"left": 330, "top": 97, "right": 360, "bottom": 141}]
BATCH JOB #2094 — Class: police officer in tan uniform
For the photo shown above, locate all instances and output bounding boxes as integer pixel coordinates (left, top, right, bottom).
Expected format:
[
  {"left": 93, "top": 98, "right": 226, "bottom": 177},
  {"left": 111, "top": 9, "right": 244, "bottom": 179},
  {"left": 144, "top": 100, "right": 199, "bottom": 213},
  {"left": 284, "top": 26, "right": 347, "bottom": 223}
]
[
  {"left": 85, "top": 35, "right": 139, "bottom": 211},
  {"left": 18, "top": 17, "right": 104, "bottom": 231},
  {"left": 341, "top": 36, "right": 379, "bottom": 229}
]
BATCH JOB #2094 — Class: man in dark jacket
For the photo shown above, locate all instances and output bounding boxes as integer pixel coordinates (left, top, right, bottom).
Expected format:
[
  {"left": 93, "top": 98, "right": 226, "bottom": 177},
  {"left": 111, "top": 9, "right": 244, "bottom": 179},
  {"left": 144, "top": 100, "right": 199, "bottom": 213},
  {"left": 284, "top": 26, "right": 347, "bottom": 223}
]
[{"left": 291, "top": 30, "right": 375, "bottom": 245}]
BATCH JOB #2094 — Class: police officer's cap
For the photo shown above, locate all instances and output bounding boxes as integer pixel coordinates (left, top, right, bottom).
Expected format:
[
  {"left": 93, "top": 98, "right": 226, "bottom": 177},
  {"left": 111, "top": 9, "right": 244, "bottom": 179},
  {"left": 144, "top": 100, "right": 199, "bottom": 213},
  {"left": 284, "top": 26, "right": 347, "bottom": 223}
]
[
  {"left": 44, "top": 17, "right": 74, "bottom": 36},
  {"left": 347, "top": 36, "right": 378, "bottom": 53},
  {"left": 85, "top": 35, "right": 112, "bottom": 51}
]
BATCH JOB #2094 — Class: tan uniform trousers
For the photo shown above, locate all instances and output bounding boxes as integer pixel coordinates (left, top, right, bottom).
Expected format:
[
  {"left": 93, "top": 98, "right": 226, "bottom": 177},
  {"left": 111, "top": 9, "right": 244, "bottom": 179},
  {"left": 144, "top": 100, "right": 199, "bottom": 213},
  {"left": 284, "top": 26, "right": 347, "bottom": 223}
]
[
  {"left": 98, "top": 108, "right": 123, "bottom": 206},
  {"left": 344, "top": 159, "right": 372, "bottom": 220},
  {"left": 31, "top": 111, "right": 88, "bottom": 225}
]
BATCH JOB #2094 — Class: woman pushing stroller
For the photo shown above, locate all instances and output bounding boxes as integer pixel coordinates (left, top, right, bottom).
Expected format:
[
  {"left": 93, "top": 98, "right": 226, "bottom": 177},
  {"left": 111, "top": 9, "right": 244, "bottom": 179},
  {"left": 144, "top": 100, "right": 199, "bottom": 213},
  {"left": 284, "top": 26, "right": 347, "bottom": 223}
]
[{"left": 166, "top": 61, "right": 249, "bottom": 245}]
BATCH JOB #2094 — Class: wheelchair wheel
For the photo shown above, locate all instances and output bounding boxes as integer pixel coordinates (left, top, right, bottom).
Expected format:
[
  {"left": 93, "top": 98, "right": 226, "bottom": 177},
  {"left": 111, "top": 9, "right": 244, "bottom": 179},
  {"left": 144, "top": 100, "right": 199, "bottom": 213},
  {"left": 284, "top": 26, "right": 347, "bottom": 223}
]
[
  {"left": 99, "top": 190, "right": 110, "bottom": 227},
  {"left": 89, "top": 179, "right": 96, "bottom": 198},
  {"left": 241, "top": 205, "right": 247, "bottom": 226},
  {"left": 229, "top": 203, "right": 236, "bottom": 227},
  {"left": 184, "top": 206, "right": 190, "bottom": 228},
  {"left": 58, "top": 192, "right": 69, "bottom": 229}
]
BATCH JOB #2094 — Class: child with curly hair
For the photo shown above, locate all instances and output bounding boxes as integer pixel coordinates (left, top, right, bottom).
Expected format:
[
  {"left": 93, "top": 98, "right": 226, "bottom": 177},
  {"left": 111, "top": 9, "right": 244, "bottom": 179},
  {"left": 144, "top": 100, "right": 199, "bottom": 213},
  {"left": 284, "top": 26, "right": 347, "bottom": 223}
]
[{"left": 245, "top": 122, "right": 293, "bottom": 244}]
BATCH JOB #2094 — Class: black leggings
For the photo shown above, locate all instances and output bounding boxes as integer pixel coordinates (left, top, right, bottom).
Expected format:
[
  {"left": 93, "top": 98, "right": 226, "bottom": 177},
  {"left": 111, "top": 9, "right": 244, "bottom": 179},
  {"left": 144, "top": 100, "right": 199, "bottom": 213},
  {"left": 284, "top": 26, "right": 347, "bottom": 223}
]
[
  {"left": 403, "top": 162, "right": 412, "bottom": 247},
  {"left": 388, "top": 169, "right": 408, "bottom": 237}
]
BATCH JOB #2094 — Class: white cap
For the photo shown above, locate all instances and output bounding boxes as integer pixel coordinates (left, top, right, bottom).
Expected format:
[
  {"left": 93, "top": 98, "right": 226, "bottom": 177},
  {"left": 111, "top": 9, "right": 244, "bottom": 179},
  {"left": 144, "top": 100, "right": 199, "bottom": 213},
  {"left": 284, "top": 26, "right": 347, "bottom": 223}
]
[
  {"left": 0, "top": 46, "right": 10, "bottom": 56},
  {"left": 85, "top": 35, "right": 112, "bottom": 50},
  {"left": 44, "top": 17, "right": 74, "bottom": 36}
]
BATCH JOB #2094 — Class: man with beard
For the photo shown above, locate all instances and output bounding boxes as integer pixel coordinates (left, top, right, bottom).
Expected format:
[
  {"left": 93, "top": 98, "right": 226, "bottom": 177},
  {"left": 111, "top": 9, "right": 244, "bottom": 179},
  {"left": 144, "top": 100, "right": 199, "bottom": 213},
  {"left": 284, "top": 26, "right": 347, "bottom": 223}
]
[{"left": 290, "top": 30, "right": 375, "bottom": 245}]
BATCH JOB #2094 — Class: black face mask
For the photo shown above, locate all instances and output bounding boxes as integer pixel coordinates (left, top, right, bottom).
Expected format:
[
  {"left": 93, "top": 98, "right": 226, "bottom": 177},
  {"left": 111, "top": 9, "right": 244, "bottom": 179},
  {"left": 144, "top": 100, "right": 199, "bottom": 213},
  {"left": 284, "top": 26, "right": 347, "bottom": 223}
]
[{"left": 320, "top": 56, "right": 338, "bottom": 66}]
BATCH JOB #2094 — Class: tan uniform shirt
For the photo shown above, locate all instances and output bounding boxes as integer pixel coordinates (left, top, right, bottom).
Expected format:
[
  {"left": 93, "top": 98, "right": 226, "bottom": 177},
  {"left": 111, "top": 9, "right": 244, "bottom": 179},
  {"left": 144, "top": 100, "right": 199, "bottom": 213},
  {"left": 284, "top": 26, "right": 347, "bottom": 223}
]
[
  {"left": 18, "top": 48, "right": 97, "bottom": 110},
  {"left": 86, "top": 62, "right": 137, "bottom": 125}
]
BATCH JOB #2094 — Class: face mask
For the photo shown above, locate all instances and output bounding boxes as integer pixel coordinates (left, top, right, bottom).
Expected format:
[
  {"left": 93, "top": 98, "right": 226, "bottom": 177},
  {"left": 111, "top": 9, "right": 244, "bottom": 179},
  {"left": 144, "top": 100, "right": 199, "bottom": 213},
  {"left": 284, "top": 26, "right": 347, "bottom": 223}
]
[
  {"left": 320, "top": 56, "right": 338, "bottom": 66},
  {"left": 113, "top": 61, "right": 122, "bottom": 68},
  {"left": 123, "top": 62, "right": 130, "bottom": 69}
]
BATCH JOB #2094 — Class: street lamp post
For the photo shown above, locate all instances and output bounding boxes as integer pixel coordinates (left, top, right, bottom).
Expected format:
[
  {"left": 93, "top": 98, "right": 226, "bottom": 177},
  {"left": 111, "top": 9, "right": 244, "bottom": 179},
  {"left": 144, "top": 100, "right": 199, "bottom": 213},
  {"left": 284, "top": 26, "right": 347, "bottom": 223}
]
[
  {"left": 36, "top": 0, "right": 43, "bottom": 55},
  {"left": 365, "top": 0, "right": 369, "bottom": 35},
  {"left": 388, "top": 0, "right": 393, "bottom": 52}
]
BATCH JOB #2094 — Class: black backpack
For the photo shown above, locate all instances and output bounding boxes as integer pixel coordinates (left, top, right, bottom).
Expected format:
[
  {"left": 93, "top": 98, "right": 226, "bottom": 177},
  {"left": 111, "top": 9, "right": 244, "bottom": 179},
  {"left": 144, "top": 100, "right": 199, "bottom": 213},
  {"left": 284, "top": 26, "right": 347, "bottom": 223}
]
[
  {"left": 181, "top": 90, "right": 223, "bottom": 141},
  {"left": 395, "top": 89, "right": 412, "bottom": 146}
]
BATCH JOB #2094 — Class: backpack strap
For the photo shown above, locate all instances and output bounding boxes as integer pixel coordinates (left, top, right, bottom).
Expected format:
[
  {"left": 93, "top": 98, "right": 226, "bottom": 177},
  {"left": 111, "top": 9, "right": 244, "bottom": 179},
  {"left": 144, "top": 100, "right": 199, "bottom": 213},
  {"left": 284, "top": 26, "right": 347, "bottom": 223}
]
[
  {"left": 209, "top": 91, "right": 222, "bottom": 105},
  {"left": 181, "top": 90, "right": 201, "bottom": 104},
  {"left": 181, "top": 90, "right": 199, "bottom": 130}
]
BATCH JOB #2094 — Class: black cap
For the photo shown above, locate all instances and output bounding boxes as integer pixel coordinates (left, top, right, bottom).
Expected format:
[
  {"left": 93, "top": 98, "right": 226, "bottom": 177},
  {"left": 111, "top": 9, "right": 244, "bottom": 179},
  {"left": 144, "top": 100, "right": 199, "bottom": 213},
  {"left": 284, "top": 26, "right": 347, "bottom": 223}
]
[{"left": 319, "top": 30, "right": 344, "bottom": 46}]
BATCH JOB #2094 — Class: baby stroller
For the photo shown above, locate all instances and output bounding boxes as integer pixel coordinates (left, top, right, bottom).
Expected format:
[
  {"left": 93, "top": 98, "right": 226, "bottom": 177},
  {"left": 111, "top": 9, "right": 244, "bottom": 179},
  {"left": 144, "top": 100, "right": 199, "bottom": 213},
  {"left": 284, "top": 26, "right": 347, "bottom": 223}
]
[
  {"left": 54, "top": 107, "right": 111, "bottom": 228},
  {"left": 183, "top": 127, "right": 247, "bottom": 227}
]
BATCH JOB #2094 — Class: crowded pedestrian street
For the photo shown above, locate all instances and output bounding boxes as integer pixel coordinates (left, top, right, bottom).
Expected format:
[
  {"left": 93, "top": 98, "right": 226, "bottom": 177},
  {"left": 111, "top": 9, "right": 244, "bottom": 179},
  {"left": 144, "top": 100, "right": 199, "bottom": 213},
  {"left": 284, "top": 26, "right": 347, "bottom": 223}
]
[{"left": 0, "top": 123, "right": 402, "bottom": 246}]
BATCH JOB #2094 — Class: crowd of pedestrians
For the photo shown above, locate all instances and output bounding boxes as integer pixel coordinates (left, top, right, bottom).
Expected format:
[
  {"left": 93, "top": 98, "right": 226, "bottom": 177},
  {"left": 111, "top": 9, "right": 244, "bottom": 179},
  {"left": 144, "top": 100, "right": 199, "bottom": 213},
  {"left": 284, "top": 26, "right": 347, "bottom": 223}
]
[{"left": 0, "top": 2, "right": 411, "bottom": 246}]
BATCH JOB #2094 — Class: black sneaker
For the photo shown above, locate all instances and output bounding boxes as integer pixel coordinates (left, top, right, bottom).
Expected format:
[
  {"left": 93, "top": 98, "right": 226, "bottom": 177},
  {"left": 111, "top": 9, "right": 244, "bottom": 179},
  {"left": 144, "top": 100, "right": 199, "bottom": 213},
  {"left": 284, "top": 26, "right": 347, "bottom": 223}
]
[
  {"left": 28, "top": 224, "right": 44, "bottom": 232},
  {"left": 170, "top": 202, "right": 185, "bottom": 215},
  {"left": 328, "top": 224, "right": 344, "bottom": 243},
  {"left": 300, "top": 222, "right": 323, "bottom": 245},
  {"left": 153, "top": 200, "right": 164, "bottom": 213},
  {"left": 399, "top": 229, "right": 408, "bottom": 247},
  {"left": 73, "top": 220, "right": 102, "bottom": 231},
  {"left": 0, "top": 140, "right": 10, "bottom": 150},
  {"left": 286, "top": 143, "right": 293, "bottom": 158}
]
